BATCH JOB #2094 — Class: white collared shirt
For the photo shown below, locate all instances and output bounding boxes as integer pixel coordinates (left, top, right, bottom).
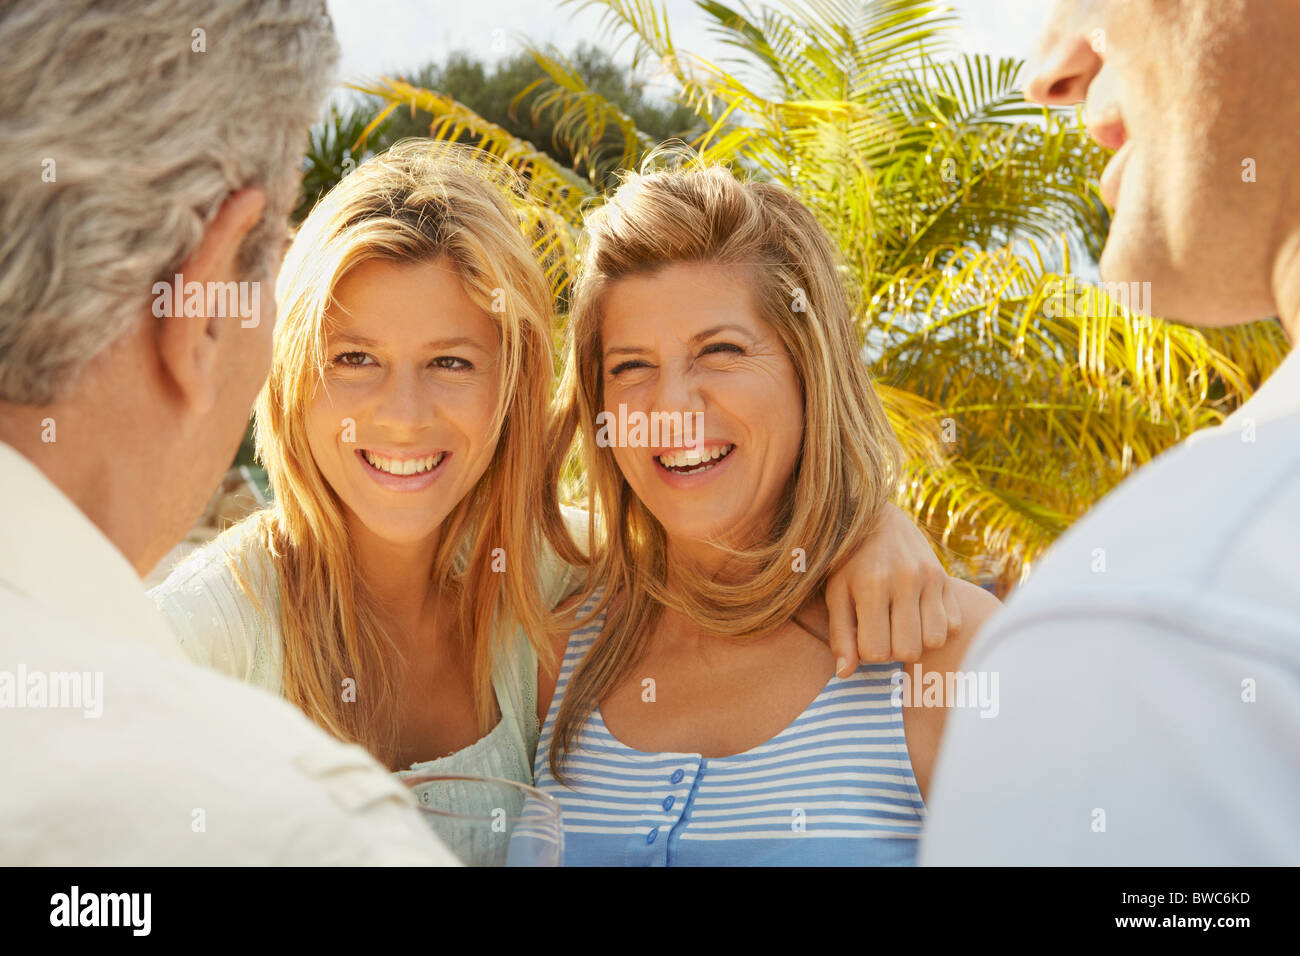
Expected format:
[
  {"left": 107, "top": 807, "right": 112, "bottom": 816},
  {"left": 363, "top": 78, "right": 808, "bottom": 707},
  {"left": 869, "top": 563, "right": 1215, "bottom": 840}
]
[
  {"left": 920, "top": 343, "right": 1300, "bottom": 865},
  {"left": 0, "top": 443, "right": 457, "bottom": 865}
]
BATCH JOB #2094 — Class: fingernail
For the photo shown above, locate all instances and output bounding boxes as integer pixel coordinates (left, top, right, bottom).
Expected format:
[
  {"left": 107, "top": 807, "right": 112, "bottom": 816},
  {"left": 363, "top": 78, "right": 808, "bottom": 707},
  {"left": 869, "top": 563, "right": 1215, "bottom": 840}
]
[{"left": 835, "top": 657, "right": 848, "bottom": 677}]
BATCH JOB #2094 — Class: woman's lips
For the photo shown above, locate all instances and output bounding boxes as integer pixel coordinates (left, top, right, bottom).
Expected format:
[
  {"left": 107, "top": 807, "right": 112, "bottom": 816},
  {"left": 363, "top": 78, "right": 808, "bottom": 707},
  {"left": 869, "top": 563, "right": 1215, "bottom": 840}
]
[
  {"left": 650, "top": 443, "right": 737, "bottom": 488},
  {"left": 355, "top": 448, "right": 450, "bottom": 492},
  {"left": 1099, "top": 139, "right": 1133, "bottom": 209}
]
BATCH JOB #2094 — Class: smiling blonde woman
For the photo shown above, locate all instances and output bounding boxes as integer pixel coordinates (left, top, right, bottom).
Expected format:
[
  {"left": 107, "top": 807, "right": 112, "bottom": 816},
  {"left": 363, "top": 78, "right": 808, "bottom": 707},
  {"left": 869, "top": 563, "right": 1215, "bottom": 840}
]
[
  {"left": 151, "top": 143, "right": 580, "bottom": 791},
  {"left": 534, "top": 159, "right": 1002, "bottom": 866}
]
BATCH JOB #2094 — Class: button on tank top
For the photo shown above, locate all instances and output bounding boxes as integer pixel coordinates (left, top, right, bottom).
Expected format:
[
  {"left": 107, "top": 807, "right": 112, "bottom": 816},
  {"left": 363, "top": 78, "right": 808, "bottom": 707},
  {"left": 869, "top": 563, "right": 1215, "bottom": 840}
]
[{"left": 532, "top": 590, "right": 927, "bottom": 866}]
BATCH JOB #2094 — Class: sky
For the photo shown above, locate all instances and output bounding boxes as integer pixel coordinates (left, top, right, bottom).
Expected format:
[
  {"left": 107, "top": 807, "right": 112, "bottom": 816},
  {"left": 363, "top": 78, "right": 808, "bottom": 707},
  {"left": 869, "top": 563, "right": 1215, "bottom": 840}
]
[{"left": 325, "top": 0, "right": 1052, "bottom": 93}]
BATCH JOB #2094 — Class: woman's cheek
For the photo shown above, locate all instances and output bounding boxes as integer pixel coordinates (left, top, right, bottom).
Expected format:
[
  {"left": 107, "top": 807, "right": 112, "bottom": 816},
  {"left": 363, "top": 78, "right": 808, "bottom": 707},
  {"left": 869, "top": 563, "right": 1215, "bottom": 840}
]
[{"left": 610, "top": 447, "right": 640, "bottom": 490}]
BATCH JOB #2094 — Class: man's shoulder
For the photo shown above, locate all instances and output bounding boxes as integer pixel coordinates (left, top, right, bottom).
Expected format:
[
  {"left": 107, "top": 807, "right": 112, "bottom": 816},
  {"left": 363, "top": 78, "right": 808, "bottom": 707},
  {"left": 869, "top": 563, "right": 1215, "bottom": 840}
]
[
  {"left": 1005, "top": 411, "right": 1300, "bottom": 603},
  {"left": 971, "top": 411, "right": 1300, "bottom": 664},
  {"left": 0, "top": 589, "right": 448, "bottom": 865},
  {"left": 149, "top": 514, "right": 274, "bottom": 604}
]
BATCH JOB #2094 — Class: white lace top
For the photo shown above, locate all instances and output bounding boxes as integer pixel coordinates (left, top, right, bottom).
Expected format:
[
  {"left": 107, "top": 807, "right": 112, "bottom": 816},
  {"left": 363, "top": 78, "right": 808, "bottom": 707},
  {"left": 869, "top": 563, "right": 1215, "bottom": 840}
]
[{"left": 148, "top": 507, "right": 588, "bottom": 800}]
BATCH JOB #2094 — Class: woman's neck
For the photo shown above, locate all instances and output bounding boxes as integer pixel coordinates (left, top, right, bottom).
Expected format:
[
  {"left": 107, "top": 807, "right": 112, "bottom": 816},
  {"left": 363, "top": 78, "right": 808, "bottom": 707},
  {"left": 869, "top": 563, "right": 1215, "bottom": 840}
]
[
  {"left": 658, "top": 540, "right": 753, "bottom": 648},
  {"left": 658, "top": 531, "right": 819, "bottom": 646},
  {"left": 347, "top": 517, "right": 443, "bottom": 635},
  {"left": 664, "top": 534, "right": 743, "bottom": 585}
]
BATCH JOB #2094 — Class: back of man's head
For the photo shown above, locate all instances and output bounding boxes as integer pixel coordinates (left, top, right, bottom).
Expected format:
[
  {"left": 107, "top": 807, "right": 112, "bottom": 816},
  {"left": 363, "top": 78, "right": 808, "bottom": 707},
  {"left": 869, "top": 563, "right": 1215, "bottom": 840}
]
[
  {"left": 0, "top": 1, "right": 338, "bottom": 572},
  {"left": 0, "top": 0, "right": 338, "bottom": 401}
]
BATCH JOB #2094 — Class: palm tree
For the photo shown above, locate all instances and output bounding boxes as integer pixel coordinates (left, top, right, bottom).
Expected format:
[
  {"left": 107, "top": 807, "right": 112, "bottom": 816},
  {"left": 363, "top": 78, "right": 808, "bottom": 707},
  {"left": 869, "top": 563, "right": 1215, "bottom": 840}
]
[{"left": 352, "top": 0, "right": 1287, "bottom": 592}]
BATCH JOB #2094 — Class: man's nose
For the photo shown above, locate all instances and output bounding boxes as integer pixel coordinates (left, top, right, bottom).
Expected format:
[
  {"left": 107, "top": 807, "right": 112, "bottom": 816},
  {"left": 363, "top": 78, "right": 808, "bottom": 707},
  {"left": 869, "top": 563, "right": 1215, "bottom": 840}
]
[{"left": 1024, "top": 32, "right": 1103, "bottom": 106}]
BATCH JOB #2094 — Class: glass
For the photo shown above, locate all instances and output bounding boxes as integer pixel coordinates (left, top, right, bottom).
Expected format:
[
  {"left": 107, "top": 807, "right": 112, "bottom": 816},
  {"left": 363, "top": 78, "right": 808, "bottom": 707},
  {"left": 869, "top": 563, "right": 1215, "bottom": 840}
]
[{"left": 399, "top": 773, "right": 564, "bottom": 867}]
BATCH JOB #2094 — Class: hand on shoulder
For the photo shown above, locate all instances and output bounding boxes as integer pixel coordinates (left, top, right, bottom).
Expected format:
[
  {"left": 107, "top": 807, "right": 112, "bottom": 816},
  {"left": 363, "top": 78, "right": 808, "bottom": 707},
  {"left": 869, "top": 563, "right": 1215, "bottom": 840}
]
[{"left": 921, "top": 577, "right": 1002, "bottom": 673}]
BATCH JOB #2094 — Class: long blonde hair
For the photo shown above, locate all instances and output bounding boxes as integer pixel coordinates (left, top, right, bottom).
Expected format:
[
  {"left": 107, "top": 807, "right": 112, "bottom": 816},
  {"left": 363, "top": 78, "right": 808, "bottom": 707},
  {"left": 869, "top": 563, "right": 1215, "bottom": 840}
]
[
  {"left": 547, "top": 160, "right": 905, "bottom": 780},
  {"left": 229, "top": 140, "right": 565, "bottom": 766}
]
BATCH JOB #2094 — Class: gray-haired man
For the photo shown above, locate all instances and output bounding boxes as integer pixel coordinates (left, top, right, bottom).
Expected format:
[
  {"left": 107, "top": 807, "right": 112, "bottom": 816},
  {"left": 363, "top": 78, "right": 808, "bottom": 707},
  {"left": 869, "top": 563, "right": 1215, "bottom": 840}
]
[{"left": 0, "top": 1, "right": 455, "bottom": 864}]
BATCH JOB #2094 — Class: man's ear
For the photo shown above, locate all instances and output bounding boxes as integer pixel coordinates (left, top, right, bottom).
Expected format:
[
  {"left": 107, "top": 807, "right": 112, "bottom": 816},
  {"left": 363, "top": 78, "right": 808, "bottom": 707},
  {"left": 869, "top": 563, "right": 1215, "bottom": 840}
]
[{"left": 155, "top": 187, "right": 267, "bottom": 415}]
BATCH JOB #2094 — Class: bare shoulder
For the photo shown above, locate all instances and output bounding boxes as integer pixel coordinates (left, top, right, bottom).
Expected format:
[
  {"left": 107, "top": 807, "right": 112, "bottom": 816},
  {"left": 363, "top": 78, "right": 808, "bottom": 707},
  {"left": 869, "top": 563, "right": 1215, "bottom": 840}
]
[
  {"left": 924, "top": 578, "right": 1002, "bottom": 673},
  {"left": 954, "top": 577, "right": 1002, "bottom": 630},
  {"left": 903, "top": 579, "right": 1002, "bottom": 800}
]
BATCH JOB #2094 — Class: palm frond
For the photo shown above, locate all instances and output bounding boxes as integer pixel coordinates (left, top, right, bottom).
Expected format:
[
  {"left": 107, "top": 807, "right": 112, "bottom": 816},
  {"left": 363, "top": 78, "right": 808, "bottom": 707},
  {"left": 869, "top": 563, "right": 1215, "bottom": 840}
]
[{"left": 350, "top": 77, "right": 598, "bottom": 221}]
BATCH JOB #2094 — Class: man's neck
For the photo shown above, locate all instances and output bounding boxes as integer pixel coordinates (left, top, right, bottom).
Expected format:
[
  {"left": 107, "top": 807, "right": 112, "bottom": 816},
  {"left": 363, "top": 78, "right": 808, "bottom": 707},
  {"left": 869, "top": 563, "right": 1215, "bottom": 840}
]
[{"left": 0, "top": 403, "right": 162, "bottom": 577}]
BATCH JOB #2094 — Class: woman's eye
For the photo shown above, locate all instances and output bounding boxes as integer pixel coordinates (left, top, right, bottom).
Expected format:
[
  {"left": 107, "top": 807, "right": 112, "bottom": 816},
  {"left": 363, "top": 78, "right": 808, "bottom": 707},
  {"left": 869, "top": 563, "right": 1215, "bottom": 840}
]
[
  {"left": 609, "top": 360, "right": 649, "bottom": 377},
  {"left": 332, "top": 351, "right": 374, "bottom": 368},
  {"left": 432, "top": 356, "right": 473, "bottom": 371},
  {"left": 701, "top": 342, "right": 744, "bottom": 357}
]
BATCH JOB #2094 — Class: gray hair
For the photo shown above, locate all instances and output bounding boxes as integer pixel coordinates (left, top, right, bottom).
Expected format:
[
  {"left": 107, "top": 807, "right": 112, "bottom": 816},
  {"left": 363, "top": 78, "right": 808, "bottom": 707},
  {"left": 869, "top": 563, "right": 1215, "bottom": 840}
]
[{"left": 0, "top": 0, "right": 339, "bottom": 404}]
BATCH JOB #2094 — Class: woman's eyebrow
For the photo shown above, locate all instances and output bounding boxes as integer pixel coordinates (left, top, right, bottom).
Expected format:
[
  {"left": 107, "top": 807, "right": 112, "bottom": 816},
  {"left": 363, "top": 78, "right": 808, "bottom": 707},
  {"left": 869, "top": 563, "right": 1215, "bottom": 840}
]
[
  {"left": 603, "top": 322, "right": 756, "bottom": 358},
  {"left": 422, "top": 335, "right": 486, "bottom": 350},
  {"left": 328, "top": 332, "right": 487, "bottom": 351},
  {"left": 690, "top": 323, "right": 754, "bottom": 343},
  {"left": 604, "top": 344, "right": 651, "bottom": 358}
]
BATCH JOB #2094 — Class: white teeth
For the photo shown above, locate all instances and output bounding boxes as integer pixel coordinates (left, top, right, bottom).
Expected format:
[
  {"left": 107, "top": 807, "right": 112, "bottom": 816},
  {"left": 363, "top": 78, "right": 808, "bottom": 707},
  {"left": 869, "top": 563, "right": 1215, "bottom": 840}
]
[
  {"left": 362, "top": 450, "right": 444, "bottom": 476},
  {"left": 656, "top": 444, "right": 734, "bottom": 472}
]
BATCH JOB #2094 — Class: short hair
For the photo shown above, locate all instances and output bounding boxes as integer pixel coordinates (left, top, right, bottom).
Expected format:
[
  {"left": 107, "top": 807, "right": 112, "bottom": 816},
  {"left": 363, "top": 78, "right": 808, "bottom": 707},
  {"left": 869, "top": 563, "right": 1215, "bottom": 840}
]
[{"left": 0, "top": 0, "right": 339, "bottom": 404}]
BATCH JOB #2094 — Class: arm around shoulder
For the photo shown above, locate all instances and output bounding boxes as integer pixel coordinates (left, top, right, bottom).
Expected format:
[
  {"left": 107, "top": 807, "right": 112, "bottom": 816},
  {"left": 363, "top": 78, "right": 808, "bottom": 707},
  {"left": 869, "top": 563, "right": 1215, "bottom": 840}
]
[
  {"left": 900, "top": 579, "right": 1002, "bottom": 801},
  {"left": 922, "top": 578, "right": 1002, "bottom": 674}
]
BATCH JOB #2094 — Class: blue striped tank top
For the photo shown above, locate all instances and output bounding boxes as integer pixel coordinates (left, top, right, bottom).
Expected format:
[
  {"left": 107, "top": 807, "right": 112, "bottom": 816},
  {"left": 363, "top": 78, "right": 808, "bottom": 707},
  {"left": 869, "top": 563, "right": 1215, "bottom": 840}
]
[{"left": 531, "top": 590, "right": 927, "bottom": 866}]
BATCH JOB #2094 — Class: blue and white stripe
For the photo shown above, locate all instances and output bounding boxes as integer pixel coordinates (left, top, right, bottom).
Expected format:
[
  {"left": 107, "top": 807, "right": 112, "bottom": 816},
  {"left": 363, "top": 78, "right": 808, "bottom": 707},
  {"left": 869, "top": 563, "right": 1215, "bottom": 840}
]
[{"left": 532, "top": 591, "right": 926, "bottom": 866}]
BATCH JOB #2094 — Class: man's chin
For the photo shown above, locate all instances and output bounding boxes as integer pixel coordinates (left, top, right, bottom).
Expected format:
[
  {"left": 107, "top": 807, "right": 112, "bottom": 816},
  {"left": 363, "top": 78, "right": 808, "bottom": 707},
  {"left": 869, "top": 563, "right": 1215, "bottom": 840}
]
[
  {"left": 1098, "top": 232, "right": 1197, "bottom": 327},
  {"left": 1099, "top": 209, "right": 1274, "bottom": 328}
]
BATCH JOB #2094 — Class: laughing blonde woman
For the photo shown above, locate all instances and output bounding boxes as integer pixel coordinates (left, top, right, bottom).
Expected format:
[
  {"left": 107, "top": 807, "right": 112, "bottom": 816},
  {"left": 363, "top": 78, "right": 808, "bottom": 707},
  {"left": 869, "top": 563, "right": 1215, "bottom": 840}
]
[
  {"left": 149, "top": 141, "right": 967, "bottom": 851},
  {"left": 534, "top": 161, "right": 1002, "bottom": 866}
]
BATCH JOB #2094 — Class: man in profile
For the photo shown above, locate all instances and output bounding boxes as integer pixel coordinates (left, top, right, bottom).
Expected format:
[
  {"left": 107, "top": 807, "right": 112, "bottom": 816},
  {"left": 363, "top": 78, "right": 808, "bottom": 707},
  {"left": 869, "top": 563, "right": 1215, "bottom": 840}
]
[
  {"left": 0, "top": 0, "right": 454, "bottom": 864},
  {"left": 922, "top": 0, "right": 1300, "bottom": 864}
]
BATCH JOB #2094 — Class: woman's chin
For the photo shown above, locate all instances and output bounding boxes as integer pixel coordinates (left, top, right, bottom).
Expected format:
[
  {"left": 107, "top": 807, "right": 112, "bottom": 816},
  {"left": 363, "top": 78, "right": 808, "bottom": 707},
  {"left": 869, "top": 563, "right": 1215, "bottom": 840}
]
[{"left": 349, "top": 508, "right": 448, "bottom": 549}]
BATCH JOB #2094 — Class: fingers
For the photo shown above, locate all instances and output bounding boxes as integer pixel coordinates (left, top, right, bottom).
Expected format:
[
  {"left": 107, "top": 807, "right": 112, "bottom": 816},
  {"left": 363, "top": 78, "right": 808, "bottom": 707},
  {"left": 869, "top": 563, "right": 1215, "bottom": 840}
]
[
  {"left": 920, "top": 569, "right": 951, "bottom": 651},
  {"left": 826, "top": 578, "right": 858, "bottom": 677},
  {"left": 940, "top": 576, "right": 962, "bottom": 642},
  {"left": 888, "top": 589, "right": 924, "bottom": 663},
  {"left": 857, "top": 581, "right": 891, "bottom": 665}
]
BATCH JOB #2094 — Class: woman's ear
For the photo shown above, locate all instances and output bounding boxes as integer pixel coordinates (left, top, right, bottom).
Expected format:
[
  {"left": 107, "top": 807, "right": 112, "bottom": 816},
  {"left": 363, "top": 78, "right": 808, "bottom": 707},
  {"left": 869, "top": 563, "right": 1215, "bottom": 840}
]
[{"left": 155, "top": 188, "right": 267, "bottom": 415}]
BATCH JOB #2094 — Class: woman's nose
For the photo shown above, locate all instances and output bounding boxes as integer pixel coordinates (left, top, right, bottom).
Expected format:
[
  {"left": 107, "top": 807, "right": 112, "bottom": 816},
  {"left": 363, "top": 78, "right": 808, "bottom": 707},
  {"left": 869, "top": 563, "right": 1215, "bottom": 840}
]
[
  {"left": 649, "top": 366, "right": 703, "bottom": 429},
  {"left": 372, "top": 367, "right": 428, "bottom": 433}
]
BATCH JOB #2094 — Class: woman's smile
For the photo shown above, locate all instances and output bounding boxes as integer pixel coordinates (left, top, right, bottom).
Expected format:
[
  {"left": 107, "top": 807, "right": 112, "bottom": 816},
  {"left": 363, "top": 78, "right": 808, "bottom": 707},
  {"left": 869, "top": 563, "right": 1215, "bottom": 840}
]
[
  {"left": 356, "top": 448, "right": 452, "bottom": 492},
  {"left": 306, "top": 256, "right": 502, "bottom": 546},
  {"left": 651, "top": 442, "right": 737, "bottom": 487}
]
